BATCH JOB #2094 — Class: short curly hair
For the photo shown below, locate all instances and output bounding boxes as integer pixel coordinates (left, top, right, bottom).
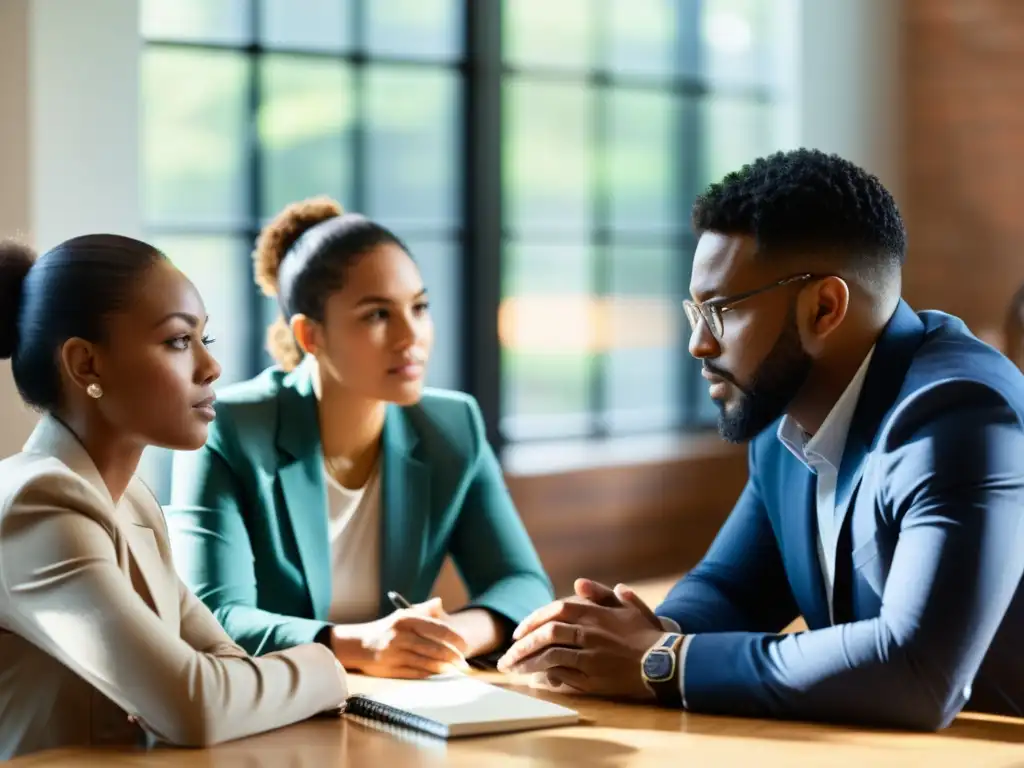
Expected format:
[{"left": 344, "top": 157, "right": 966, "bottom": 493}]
[{"left": 692, "top": 149, "right": 906, "bottom": 278}]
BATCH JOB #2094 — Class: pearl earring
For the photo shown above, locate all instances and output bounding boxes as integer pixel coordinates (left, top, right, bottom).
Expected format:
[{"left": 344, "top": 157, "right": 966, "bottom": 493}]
[{"left": 86, "top": 383, "right": 103, "bottom": 399}]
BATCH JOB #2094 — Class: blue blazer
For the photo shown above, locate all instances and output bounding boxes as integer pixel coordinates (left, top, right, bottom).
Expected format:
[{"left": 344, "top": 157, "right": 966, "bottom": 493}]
[{"left": 658, "top": 300, "right": 1024, "bottom": 729}]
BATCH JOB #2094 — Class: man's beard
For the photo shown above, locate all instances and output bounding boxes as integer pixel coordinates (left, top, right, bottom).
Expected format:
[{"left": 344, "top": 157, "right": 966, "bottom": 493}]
[{"left": 710, "top": 308, "right": 813, "bottom": 443}]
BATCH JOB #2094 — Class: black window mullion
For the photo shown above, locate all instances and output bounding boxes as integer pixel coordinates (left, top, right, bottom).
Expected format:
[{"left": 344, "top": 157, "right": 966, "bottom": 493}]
[
  {"left": 351, "top": 0, "right": 367, "bottom": 212},
  {"left": 246, "top": 0, "right": 266, "bottom": 375},
  {"left": 679, "top": 0, "right": 705, "bottom": 429},
  {"left": 463, "top": 0, "right": 504, "bottom": 449},
  {"left": 143, "top": 37, "right": 472, "bottom": 71}
]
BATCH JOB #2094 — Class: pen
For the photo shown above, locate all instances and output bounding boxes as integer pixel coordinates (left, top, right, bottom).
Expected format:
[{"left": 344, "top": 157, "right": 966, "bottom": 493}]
[{"left": 386, "top": 590, "right": 487, "bottom": 671}]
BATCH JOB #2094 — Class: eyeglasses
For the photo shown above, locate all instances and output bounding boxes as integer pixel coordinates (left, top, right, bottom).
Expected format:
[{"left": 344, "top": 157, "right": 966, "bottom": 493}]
[{"left": 683, "top": 273, "right": 817, "bottom": 341}]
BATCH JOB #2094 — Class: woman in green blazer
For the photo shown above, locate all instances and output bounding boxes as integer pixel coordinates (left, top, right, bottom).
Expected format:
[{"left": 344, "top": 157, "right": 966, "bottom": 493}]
[{"left": 167, "top": 196, "right": 553, "bottom": 679}]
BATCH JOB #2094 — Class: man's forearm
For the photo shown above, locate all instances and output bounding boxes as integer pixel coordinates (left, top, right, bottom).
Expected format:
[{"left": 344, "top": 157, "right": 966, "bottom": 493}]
[{"left": 680, "top": 619, "right": 968, "bottom": 730}]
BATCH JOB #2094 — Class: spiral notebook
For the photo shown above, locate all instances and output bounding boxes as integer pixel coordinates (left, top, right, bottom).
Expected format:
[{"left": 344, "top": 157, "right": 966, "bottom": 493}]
[{"left": 344, "top": 673, "right": 579, "bottom": 739}]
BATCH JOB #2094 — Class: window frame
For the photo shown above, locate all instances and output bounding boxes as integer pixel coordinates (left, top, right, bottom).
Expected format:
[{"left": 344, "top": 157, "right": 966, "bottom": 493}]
[{"left": 141, "top": 0, "right": 778, "bottom": 454}]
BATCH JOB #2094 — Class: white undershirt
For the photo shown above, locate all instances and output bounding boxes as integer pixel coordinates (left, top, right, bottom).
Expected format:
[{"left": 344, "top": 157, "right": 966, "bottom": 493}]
[{"left": 324, "top": 463, "right": 382, "bottom": 624}]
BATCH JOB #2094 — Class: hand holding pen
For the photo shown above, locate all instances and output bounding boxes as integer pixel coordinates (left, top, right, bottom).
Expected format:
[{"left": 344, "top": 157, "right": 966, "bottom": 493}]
[
  {"left": 387, "top": 591, "right": 488, "bottom": 671},
  {"left": 329, "top": 591, "right": 472, "bottom": 679}
]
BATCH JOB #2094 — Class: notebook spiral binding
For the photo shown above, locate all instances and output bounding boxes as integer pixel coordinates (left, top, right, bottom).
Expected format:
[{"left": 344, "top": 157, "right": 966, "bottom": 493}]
[{"left": 345, "top": 695, "right": 449, "bottom": 739}]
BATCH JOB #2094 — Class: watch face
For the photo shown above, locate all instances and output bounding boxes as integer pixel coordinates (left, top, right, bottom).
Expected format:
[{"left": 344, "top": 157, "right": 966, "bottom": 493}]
[{"left": 643, "top": 650, "right": 674, "bottom": 682}]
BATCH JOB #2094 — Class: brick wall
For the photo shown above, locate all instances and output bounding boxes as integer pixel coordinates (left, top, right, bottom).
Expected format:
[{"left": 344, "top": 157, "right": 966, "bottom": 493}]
[{"left": 903, "top": 0, "right": 1024, "bottom": 340}]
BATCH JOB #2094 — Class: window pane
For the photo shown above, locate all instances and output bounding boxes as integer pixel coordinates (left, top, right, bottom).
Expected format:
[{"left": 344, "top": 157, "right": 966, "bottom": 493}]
[
  {"left": 504, "top": 80, "right": 594, "bottom": 236},
  {"left": 142, "top": 49, "right": 250, "bottom": 228},
  {"left": 138, "top": 447, "right": 173, "bottom": 504},
  {"left": 500, "top": 242, "right": 594, "bottom": 440},
  {"left": 141, "top": 0, "right": 250, "bottom": 44},
  {"left": 701, "top": 97, "right": 774, "bottom": 189},
  {"left": 503, "top": 0, "right": 593, "bottom": 70},
  {"left": 259, "top": 57, "right": 353, "bottom": 220},
  {"left": 701, "top": 0, "right": 775, "bottom": 86},
  {"left": 261, "top": 294, "right": 283, "bottom": 369},
  {"left": 408, "top": 239, "right": 460, "bottom": 390},
  {"left": 260, "top": 0, "right": 350, "bottom": 52},
  {"left": 606, "top": 244, "right": 684, "bottom": 433},
  {"left": 607, "top": 89, "right": 681, "bottom": 234},
  {"left": 139, "top": 233, "right": 251, "bottom": 506},
  {"left": 366, "top": 0, "right": 463, "bottom": 60},
  {"left": 154, "top": 235, "right": 253, "bottom": 387},
  {"left": 365, "top": 68, "right": 459, "bottom": 229},
  {"left": 607, "top": 0, "right": 678, "bottom": 77}
]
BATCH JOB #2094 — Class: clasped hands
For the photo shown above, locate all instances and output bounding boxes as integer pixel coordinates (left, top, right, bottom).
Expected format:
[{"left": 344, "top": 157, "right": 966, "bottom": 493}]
[{"left": 496, "top": 578, "right": 667, "bottom": 700}]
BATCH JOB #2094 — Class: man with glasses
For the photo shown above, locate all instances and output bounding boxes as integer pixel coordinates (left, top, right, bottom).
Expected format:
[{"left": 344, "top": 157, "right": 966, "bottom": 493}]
[{"left": 498, "top": 148, "right": 1024, "bottom": 730}]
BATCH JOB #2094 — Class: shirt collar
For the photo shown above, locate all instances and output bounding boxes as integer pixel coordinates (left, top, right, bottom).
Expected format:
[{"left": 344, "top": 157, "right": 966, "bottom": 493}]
[{"left": 778, "top": 346, "right": 876, "bottom": 471}]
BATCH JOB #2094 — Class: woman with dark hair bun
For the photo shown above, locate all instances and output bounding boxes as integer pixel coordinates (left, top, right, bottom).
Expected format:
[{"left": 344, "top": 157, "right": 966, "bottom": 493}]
[
  {"left": 168, "top": 197, "right": 553, "bottom": 679},
  {"left": 0, "top": 235, "right": 346, "bottom": 759}
]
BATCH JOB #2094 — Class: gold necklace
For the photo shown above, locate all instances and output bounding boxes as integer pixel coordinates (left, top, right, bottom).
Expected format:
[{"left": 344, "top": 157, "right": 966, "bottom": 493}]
[{"left": 323, "top": 453, "right": 354, "bottom": 482}]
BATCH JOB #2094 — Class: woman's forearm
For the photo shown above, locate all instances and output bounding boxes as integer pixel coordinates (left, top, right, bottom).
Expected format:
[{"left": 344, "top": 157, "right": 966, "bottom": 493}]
[
  {"left": 449, "top": 608, "right": 505, "bottom": 658},
  {"left": 327, "top": 623, "right": 375, "bottom": 670}
]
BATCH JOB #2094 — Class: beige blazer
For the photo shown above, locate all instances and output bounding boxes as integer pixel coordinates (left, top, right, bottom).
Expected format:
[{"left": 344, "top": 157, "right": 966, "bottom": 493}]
[{"left": 0, "top": 415, "right": 348, "bottom": 759}]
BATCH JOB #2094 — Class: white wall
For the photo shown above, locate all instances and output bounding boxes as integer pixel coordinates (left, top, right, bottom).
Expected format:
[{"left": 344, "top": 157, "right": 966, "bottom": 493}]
[
  {"left": 0, "top": 0, "right": 42, "bottom": 453},
  {"left": 0, "top": 0, "right": 140, "bottom": 457},
  {"left": 793, "top": 0, "right": 904, "bottom": 201},
  {"left": 30, "top": 0, "right": 142, "bottom": 246}
]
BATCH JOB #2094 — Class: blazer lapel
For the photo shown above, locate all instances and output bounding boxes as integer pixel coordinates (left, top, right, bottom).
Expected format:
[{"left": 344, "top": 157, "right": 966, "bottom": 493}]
[
  {"left": 275, "top": 361, "right": 331, "bottom": 620},
  {"left": 378, "top": 404, "right": 430, "bottom": 616},
  {"left": 784, "top": 464, "right": 831, "bottom": 629},
  {"left": 23, "top": 415, "right": 179, "bottom": 623},
  {"left": 834, "top": 301, "right": 926, "bottom": 526},
  {"left": 122, "top": 521, "right": 179, "bottom": 625},
  {"left": 829, "top": 301, "right": 927, "bottom": 616}
]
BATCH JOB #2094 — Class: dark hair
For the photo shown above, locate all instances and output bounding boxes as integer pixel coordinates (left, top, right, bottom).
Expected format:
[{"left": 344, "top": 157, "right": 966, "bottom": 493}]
[
  {"left": 692, "top": 148, "right": 907, "bottom": 281},
  {"left": 1005, "top": 283, "right": 1024, "bottom": 370},
  {"left": 253, "top": 196, "right": 410, "bottom": 371},
  {"left": 0, "top": 234, "right": 165, "bottom": 411}
]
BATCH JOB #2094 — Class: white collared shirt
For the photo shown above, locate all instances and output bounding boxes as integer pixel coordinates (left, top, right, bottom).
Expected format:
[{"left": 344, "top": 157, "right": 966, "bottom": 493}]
[
  {"left": 777, "top": 346, "right": 875, "bottom": 620},
  {"left": 662, "top": 347, "right": 875, "bottom": 706}
]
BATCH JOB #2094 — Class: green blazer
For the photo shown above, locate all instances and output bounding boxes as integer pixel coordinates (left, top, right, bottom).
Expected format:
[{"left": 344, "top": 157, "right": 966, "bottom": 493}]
[{"left": 166, "top": 361, "right": 553, "bottom": 657}]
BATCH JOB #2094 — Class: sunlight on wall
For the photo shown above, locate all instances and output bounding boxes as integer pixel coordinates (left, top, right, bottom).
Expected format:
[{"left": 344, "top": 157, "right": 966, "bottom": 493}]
[{"left": 498, "top": 296, "right": 678, "bottom": 354}]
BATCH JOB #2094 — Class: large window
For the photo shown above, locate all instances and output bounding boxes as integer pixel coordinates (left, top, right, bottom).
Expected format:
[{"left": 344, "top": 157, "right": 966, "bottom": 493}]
[
  {"left": 499, "top": 0, "right": 779, "bottom": 440},
  {"left": 140, "top": 0, "right": 784, "bottom": 461},
  {"left": 141, "top": 0, "right": 464, "bottom": 392}
]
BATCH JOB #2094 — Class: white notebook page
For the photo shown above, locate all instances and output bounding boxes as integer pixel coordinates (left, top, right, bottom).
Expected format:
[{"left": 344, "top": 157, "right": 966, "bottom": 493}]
[{"left": 349, "top": 673, "right": 579, "bottom": 737}]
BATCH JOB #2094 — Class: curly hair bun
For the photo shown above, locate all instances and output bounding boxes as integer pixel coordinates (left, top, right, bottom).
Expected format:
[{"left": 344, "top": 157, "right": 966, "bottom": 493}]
[{"left": 253, "top": 196, "right": 343, "bottom": 299}]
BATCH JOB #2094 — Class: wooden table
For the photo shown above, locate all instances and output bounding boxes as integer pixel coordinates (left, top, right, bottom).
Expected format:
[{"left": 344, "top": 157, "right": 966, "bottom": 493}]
[
  {"left": 9, "top": 674, "right": 1024, "bottom": 768},
  {"left": 9, "top": 577, "right": 1023, "bottom": 766}
]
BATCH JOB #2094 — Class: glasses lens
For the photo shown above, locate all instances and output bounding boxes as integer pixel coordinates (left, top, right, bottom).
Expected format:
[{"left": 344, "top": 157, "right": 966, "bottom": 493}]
[
  {"left": 707, "top": 306, "right": 724, "bottom": 339},
  {"left": 683, "top": 301, "right": 699, "bottom": 330},
  {"left": 683, "top": 301, "right": 723, "bottom": 340}
]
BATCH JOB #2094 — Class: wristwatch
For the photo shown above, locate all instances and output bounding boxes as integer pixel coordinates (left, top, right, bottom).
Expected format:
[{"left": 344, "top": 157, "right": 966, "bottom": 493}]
[{"left": 641, "top": 632, "right": 684, "bottom": 708}]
